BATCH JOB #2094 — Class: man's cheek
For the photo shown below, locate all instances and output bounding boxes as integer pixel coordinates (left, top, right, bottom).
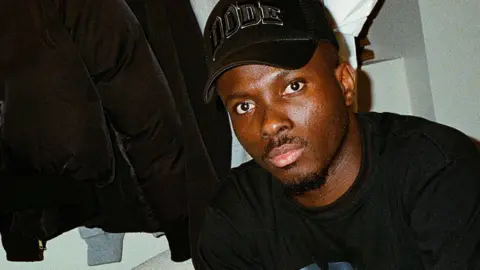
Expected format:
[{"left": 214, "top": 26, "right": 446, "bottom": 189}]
[
  {"left": 287, "top": 103, "right": 317, "bottom": 126},
  {"left": 243, "top": 142, "right": 262, "bottom": 157}
]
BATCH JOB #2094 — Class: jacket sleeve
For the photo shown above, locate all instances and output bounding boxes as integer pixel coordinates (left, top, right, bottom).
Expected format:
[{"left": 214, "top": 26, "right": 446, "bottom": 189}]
[
  {"left": 0, "top": 226, "right": 45, "bottom": 262},
  {"left": 409, "top": 153, "right": 480, "bottom": 269},
  {"left": 0, "top": 171, "right": 98, "bottom": 262},
  {"left": 52, "top": 0, "right": 187, "bottom": 225}
]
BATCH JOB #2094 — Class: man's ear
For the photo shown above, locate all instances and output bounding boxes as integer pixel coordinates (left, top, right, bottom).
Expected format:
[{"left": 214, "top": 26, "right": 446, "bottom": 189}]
[{"left": 334, "top": 62, "right": 356, "bottom": 107}]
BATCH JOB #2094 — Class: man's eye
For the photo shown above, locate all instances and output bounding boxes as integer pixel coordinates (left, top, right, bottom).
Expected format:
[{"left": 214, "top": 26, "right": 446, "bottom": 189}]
[
  {"left": 284, "top": 81, "right": 305, "bottom": 95},
  {"left": 235, "top": 101, "right": 255, "bottom": 115}
]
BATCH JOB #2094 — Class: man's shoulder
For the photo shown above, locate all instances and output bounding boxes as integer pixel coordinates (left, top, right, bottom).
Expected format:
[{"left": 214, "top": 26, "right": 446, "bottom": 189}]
[
  {"left": 363, "top": 112, "right": 478, "bottom": 162},
  {"left": 362, "top": 112, "right": 480, "bottom": 212},
  {"left": 208, "top": 160, "right": 276, "bottom": 221}
]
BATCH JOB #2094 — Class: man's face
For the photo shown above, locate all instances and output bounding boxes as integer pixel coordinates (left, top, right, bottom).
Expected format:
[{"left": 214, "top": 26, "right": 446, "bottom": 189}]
[{"left": 217, "top": 43, "right": 356, "bottom": 187}]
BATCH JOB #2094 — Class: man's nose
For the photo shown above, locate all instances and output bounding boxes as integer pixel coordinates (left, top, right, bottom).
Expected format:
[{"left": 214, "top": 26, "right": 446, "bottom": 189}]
[{"left": 261, "top": 107, "right": 293, "bottom": 139}]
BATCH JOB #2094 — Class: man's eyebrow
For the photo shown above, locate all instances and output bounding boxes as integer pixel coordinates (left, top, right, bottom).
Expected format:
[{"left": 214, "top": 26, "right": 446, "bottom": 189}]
[
  {"left": 273, "top": 69, "right": 291, "bottom": 80},
  {"left": 225, "top": 92, "right": 250, "bottom": 104},
  {"left": 260, "top": 69, "right": 291, "bottom": 85}
]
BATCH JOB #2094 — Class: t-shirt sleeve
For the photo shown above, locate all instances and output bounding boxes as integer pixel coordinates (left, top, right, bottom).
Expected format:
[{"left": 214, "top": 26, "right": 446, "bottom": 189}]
[{"left": 409, "top": 153, "right": 480, "bottom": 269}]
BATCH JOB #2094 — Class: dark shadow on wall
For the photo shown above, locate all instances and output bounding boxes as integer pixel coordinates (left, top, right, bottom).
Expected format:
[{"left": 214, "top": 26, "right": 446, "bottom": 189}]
[
  {"left": 353, "top": 0, "right": 384, "bottom": 113},
  {"left": 358, "top": 0, "right": 386, "bottom": 40},
  {"left": 356, "top": 69, "right": 373, "bottom": 113}
]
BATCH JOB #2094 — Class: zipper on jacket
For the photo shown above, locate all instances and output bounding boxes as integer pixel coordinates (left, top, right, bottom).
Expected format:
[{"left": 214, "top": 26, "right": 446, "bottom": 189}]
[{"left": 38, "top": 240, "right": 46, "bottom": 251}]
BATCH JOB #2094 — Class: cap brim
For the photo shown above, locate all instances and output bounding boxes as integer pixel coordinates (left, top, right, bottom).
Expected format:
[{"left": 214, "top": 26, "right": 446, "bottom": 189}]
[{"left": 203, "top": 39, "right": 317, "bottom": 103}]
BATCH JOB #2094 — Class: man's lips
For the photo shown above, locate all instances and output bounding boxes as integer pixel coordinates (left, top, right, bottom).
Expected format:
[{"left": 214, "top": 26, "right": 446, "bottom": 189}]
[{"left": 267, "top": 143, "right": 305, "bottom": 168}]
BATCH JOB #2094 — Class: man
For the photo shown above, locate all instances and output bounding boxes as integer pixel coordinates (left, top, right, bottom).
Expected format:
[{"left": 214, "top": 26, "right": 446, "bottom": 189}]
[{"left": 198, "top": 0, "right": 480, "bottom": 269}]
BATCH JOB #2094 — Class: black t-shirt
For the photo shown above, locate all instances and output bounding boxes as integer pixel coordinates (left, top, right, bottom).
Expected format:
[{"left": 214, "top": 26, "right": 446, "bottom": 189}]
[{"left": 199, "top": 112, "right": 480, "bottom": 270}]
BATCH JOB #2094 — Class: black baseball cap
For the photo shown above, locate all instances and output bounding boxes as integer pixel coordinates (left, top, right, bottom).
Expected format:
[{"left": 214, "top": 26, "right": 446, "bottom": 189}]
[{"left": 203, "top": 0, "right": 338, "bottom": 103}]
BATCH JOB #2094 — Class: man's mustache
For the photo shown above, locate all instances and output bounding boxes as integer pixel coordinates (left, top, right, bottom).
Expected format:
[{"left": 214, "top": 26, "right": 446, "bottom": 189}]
[{"left": 262, "top": 135, "right": 308, "bottom": 160}]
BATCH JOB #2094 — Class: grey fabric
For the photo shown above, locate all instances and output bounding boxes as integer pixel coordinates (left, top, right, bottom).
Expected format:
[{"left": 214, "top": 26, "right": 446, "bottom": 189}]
[
  {"left": 78, "top": 227, "right": 125, "bottom": 266},
  {"left": 329, "top": 262, "right": 354, "bottom": 270},
  {"left": 301, "top": 264, "right": 322, "bottom": 270}
]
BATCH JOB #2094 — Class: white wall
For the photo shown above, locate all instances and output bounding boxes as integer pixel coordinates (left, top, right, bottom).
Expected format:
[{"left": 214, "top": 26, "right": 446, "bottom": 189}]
[
  {"left": 0, "top": 230, "right": 170, "bottom": 270},
  {"left": 366, "top": 0, "right": 435, "bottom": 120},
  {"left": 359, "top": 58, "right": 413, "bottom": 116},
  {"left": 418, "top": 0, "right": 480, "bottom": 139},
  {"left": 364, "top": 0, "right": 479, "bottom": 140}
]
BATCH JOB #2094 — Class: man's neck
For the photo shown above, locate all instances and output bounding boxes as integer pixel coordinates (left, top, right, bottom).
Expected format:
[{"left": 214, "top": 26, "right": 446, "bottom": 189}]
[{"left": 294, "top": 113, "right": 363, "bottom": 208}]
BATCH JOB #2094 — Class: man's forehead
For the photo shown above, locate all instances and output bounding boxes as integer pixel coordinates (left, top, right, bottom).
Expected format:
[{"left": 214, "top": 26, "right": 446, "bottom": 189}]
[
  {"left": 224, "top": 64, "right": 283, "bottom": 79},
  {"left": 217, "top": 64, "right": 288, "bottom": 91}
]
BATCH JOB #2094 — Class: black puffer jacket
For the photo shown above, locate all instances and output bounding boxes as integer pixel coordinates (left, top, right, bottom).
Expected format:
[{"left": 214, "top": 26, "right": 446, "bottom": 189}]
[
  {"left": 125, "top": 0, "right": 234, "bottom": 269},
  {"left": 125, "top": 0, "right": 233, "bottom": 268},
  {"left": 0, "top": 0, "right": 189, "bottom": 262}
]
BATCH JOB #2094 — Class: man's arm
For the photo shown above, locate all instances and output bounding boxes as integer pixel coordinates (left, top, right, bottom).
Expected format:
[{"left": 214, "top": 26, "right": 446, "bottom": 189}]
[
  {"left": 410, "top": 151, "right": 480, "bottom": 269},
  {"left": 199, "top": 206, "right": 265, "bottom": 270}
]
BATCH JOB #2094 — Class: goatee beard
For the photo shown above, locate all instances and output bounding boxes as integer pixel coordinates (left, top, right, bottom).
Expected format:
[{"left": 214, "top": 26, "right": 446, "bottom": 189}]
[{"left": 282, "top": 172, "right": 327, "bottom": 196}]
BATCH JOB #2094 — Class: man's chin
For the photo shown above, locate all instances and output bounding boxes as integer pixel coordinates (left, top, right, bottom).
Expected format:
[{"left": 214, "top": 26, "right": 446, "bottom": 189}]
[
  {"left": 273, "top": 165, "right": 327, "bottom": 196},
  {"left": 281, "top": 176, "right": 326, "bottom": 196}
]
